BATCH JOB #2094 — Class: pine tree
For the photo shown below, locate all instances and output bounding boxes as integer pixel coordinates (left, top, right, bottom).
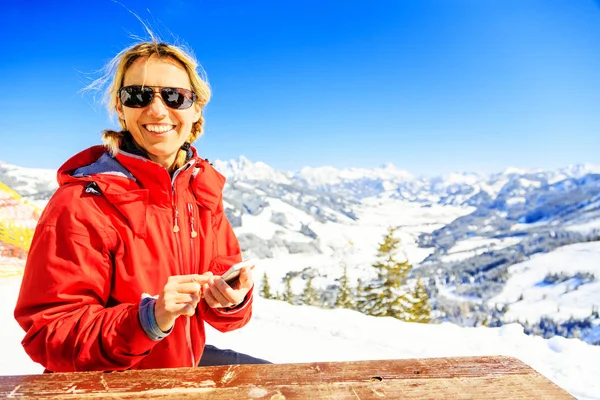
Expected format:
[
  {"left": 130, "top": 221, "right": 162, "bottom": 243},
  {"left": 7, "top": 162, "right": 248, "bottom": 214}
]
[
  {"left": 302, "top": 276, "right": 319, "bottom": 306},
  {"left": 372, "top": 227, "right": 401, "bottom": 280},
  {"left": 260, "top": 272, "right": 272, "bottom": 299},
  {"left": 335, "top": 265, "right": 354, "bottom": 309},
  {"left": 355, "top": 278, "right": 369, "bottom": 313},
  {"left": 358, "top": 226, "right": 431, "bottom": 323},
  {"left": 363, "top": 227, "right": 412, "bottom": 318},
  {"left": 402, "top": 277, "right": 432, "bottom": 323},
  {"left": 282, "top": 275, "right": 294, "bottom": 304}
]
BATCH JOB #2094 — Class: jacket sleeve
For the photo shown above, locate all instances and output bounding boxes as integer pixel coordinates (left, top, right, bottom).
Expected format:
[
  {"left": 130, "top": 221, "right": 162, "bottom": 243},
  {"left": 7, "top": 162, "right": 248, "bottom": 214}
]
[
  {"left": 199, "top": 201, "right": 253, "bottom": 332},
  {"left": 13, "top": 197, "right": 160, "bottom": 372}
]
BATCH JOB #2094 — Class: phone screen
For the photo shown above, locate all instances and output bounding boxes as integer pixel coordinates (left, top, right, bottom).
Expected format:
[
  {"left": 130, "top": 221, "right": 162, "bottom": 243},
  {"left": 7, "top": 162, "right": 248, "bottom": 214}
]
[{"left": 221, "top": 259, "right": 257, "bottom": 284}]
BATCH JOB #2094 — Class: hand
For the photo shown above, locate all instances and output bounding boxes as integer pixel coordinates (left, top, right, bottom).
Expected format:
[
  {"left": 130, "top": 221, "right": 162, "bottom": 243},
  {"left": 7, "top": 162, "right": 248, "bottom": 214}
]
[
  {"left": 202, "top": 266, "right": 254, "bottom": 309},
  {"left": 154, "top": 274, "right": 210, "bottom": 332}
]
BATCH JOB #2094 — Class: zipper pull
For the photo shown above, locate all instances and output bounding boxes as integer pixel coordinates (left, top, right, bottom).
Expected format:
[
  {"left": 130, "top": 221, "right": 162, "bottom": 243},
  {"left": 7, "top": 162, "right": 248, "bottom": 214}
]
[
  {"left": 173, "top": 207, "right": 180, "bottom": 233},
  {"left": 188, "top": 203, "right": 198, "bottom": 238}
]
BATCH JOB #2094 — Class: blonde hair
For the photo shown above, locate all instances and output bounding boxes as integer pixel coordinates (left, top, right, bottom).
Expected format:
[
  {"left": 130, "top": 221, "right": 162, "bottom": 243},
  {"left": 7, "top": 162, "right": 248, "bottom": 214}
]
[{"left": 99, "top": 42, "right": 211, "bottom": 170}]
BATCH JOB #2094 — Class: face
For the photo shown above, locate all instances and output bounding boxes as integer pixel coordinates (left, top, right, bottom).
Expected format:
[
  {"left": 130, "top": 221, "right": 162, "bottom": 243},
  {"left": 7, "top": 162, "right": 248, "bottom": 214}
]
[{"left": 117, "top": 57, "right": 202, "bottom": 169}]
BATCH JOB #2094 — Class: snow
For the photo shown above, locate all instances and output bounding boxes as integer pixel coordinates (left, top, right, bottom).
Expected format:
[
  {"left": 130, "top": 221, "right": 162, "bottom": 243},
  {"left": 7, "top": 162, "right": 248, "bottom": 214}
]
[
  {"left": 442, "top": 172, "right": 482, "bottom": 186},
  {"left": 2, "top": 275, "right": 599, "bottom": 399},
  {"left": 235, "top": 197, "right": 318, "bottom": 242},
  {"left": 441, "top": 236, "right": 523, "bottom": 263},
  {"left": 236, "top": 197, "right": 470, "bottom": 287},
  {"left": 341, "top": 198, "right": 470, "bottom": 267},
  {"left": 296, "top": 164, "right": 414, "bottom": 187},
  {"left": 3, "top": 160, "right": 600, "bottom": 399},
  {"left": 510, "top": 220, "right": 550, "bottom": 231},
  {"left": 488, "top": 242, "right": 600, "bottom": 324},
  {"left": 0, "top": 257, "right": 25, "bottom": 279},
  {"left": 213, "top": 156, "right": 293, "bottom": 184},
  {"left": 0, "top": 161, "right": 58, "bottom": 196},
  {"left": 505, "top": 196, "right": 526, "bottom": 205},
  {"left": 517, "top": 178, "right": 543, "bottom": 188},
  {"left": 0, "top": 276, "right": 42, "bottom": 376},
  {"left": 503, "top": 167, "right": 534, "bottom": 176},
  {"left": 567, "top": 219, "right": 600, "bottom": 235}
]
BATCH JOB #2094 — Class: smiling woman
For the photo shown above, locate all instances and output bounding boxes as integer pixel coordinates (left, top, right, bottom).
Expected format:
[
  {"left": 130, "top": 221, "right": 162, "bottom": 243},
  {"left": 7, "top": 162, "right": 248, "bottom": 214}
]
[
  {"left": 12, "top": 40, "right": 269, "bottom": 372},
  {"left": 102, "top": 42, "right": 210, "bottom": 172}
]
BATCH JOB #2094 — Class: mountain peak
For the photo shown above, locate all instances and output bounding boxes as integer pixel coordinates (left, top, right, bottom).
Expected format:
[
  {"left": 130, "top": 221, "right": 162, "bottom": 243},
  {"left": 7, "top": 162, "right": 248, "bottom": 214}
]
[
  {"left": 380, "top": 162, "right": 397, "bottom": 170},
  {"left": 213, "top": 157, "right": 292, "bottom": 184},
  {"left": 502, "top": 167, "right": 531, "bottom": 176}
]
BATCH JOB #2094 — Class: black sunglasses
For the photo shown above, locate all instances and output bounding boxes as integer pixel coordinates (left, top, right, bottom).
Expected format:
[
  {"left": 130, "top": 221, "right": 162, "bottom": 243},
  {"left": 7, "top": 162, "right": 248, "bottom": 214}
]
[{"left": 118, "top": 85, "right": 198, "bottom": 110}]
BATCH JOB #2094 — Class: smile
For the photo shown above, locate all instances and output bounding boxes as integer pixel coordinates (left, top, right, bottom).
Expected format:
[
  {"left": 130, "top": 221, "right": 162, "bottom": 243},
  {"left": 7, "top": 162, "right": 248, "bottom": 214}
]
[{"left": 143, "top": 124, "right": 176, "bottom": 133}]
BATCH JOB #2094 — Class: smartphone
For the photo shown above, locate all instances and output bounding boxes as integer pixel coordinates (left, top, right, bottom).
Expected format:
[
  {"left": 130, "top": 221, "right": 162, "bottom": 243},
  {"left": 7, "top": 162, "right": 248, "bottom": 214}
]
[{"left": 221, "top": 259, "right": 257, "bottom": 284}]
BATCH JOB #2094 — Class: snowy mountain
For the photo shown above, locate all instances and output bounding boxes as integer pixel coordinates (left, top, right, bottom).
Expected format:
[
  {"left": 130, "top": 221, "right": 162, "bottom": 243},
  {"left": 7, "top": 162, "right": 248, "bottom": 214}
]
[
  {"left": 1, "top": 157, "right": 599, "bottom": 346},
  {"left": 0, "top": 161, "right": 57, "bottom": 199},
  {"left": 1, "top": 156, "right": 599, "bottom": 264},
  {"left": 4, "top": 157, "right": 598, "bottom": 211},
  {"left": 417, "top": 169, "right": 600, "bottom": 309}
]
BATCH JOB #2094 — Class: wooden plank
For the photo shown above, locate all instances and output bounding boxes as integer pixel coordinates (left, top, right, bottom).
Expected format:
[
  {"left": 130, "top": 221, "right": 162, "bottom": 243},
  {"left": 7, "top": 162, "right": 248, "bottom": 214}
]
[{"left": 0, "top": 356, "right": 574, "bottom": 399}]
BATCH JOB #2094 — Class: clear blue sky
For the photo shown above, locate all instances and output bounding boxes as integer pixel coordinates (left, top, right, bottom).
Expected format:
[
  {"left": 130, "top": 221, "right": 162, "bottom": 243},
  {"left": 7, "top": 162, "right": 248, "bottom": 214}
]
[{"left": 1, "top": 0, "right": 599, "bottom": 176}]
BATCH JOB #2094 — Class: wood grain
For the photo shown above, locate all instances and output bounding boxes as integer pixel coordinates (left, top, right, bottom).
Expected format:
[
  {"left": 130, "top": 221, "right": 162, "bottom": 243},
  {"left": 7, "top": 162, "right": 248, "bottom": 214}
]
[{"left": 0, "top": 356, "right": 574, "bottom": 399}]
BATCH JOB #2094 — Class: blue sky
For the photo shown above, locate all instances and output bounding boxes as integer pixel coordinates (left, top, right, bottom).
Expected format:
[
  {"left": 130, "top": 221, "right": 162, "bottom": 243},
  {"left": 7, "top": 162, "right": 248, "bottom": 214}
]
[{"left": 1, "top": 0, "right": 599, "bottom": 176}]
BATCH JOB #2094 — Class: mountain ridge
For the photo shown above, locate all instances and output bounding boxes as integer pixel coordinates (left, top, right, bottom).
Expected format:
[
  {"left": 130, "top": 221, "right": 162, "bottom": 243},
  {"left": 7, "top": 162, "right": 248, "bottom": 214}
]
[{"left": 4, "top": 157, "right": 598, "bottom": 205}]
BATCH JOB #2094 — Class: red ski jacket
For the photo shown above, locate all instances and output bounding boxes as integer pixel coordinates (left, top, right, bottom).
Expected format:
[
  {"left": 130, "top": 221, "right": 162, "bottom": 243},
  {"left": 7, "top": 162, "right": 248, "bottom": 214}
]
[{"left": 14, "top": 145, "right": 252, "bottom": 372}]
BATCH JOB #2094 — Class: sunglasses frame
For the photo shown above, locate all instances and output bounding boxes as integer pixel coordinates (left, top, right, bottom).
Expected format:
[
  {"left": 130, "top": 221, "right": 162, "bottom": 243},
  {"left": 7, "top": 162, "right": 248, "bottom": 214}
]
[{"left": 118, "top": 85, "right": 198, "bottom": 110}]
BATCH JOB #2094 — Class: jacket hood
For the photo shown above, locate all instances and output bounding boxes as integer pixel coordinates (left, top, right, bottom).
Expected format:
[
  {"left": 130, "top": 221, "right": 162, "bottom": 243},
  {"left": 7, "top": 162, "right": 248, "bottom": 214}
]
[{"left": 57, "top": 145, "right": 226, "bottom": 214}]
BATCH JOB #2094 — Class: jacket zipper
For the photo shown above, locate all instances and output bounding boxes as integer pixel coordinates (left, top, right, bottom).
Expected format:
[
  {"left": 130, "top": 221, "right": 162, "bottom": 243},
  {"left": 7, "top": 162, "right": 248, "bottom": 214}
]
[
  {"left": 188, "top": 203, "right": 198, "bottom": 239},
  {"left": 187, "top": 202, "right": 198, "bottom": 367},
  {"left": 187, "top": 202, "right": 198, "bottom": 271},
  {"left": 171, "top": 175, "right": 196, "bottom": 368}
]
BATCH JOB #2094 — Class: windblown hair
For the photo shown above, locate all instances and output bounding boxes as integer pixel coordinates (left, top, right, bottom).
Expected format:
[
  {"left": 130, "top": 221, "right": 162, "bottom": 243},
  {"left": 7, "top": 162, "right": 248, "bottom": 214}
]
[{"left": 96, "top": 41, "right": 211, "bottom": 170}]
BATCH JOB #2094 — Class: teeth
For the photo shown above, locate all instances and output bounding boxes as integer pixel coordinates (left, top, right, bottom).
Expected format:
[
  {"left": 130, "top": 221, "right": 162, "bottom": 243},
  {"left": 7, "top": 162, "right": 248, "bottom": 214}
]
[{"left": 145, "top": 125, "right": 174, "bottom": 133}]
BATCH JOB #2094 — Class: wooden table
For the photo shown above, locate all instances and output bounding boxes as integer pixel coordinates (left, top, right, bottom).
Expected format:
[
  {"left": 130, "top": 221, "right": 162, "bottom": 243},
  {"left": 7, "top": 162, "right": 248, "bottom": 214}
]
[{"left": 0, "top": 356, "right": 573, "bottom": 399}]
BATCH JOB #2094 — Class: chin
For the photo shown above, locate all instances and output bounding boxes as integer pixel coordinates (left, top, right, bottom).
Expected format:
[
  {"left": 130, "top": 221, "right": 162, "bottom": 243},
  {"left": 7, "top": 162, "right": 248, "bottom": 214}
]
[{"left": 146, "top": 146, "right": 179, "bottom": 159}]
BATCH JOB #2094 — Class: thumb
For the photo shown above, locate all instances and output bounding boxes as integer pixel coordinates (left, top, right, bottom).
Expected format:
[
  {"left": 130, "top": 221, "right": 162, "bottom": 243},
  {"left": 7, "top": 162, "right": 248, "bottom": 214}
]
[{"left": 238, "top": 266, "right": 253, "bottom": 287}]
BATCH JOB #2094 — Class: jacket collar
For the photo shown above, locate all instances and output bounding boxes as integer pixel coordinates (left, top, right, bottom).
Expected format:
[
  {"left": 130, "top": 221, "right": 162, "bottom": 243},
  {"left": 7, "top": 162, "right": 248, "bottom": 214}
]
[{"left": 57, "top": 145, "right": 227, "bottom": 235}]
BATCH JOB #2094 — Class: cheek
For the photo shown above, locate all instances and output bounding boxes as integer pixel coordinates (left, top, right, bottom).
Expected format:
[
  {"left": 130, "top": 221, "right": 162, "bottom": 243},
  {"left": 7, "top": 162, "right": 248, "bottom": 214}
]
[
  {"left": 123, "top": 109, "right": 142, "bottom": 122},
  {"left": 174, "top": 111, "right": 195, "bottom": 128}
]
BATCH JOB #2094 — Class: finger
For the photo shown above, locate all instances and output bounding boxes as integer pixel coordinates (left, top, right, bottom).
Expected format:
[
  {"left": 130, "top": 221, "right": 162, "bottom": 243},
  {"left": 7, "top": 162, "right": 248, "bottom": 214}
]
[
  {"left": 214, "top": 278, "right": 241, "bottom": 304},
  {"left": 176, "top": 282, "right": 202, "bottom": 294},
  {"left": 242, "top": 266, "right": 253, "bottom": 280},
  {"left": 181, "top": 303, "right": 196, "bottom": 317},
  {"left": 208, "top": 280, "right": 235, "bottom": 307},
  {"left": 189, "top": 293, "right": 200, "bottom": 309},
  {"left": 236, "top": 267, "right": 254, "bottom": 289},
  {"left": 203, "top": 284, "right": 219, "bottom": 308},
  {"left": 170, "top": 274, "right": 211, "bottom": 285},
  {"left": 172, "top": 293, "right": 196, "bottom": 304}
]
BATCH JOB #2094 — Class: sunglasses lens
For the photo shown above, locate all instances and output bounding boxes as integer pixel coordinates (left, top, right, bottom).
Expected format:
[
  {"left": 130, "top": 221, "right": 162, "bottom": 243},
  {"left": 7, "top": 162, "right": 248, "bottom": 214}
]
[
  {"left": 120, "top": 86, "right": 153, "bottom": 108},
  {"left": 120, "top": 86, "right": 197, "bottom": 109},
  {"left": 161, "top": 88, "right": 195, "bottom": 109}
]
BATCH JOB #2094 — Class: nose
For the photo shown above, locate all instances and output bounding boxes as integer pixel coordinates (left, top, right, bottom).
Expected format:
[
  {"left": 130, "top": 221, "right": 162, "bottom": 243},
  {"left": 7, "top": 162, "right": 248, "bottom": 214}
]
[{"left": 145, "top": 90, "right": 168, "bottom": 117}]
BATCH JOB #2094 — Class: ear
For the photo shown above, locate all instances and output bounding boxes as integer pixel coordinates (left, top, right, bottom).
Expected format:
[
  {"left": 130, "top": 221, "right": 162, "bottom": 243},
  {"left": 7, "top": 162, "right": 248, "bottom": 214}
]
[
  {"left": 193, "top": 102, "right": 203, "bottom": 122},
  {"left": 116, "top": 97, "right": 125, "bottom": 120}
]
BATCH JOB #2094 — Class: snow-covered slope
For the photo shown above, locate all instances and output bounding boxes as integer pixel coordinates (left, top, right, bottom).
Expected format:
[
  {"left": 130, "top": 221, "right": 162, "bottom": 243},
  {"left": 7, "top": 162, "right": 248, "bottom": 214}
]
[
  {"left": 1, "top": 275, "right": 599, "bottom": 400},
  {"left": 489, "top": 241, "right": 600, "bottom": 325}
]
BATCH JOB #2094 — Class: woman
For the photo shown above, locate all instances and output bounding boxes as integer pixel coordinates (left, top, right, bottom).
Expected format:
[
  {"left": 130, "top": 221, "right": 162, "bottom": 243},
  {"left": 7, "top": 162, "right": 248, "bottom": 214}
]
[{"left": 14, "top": 42, "right": 259, "bottom": 372}]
